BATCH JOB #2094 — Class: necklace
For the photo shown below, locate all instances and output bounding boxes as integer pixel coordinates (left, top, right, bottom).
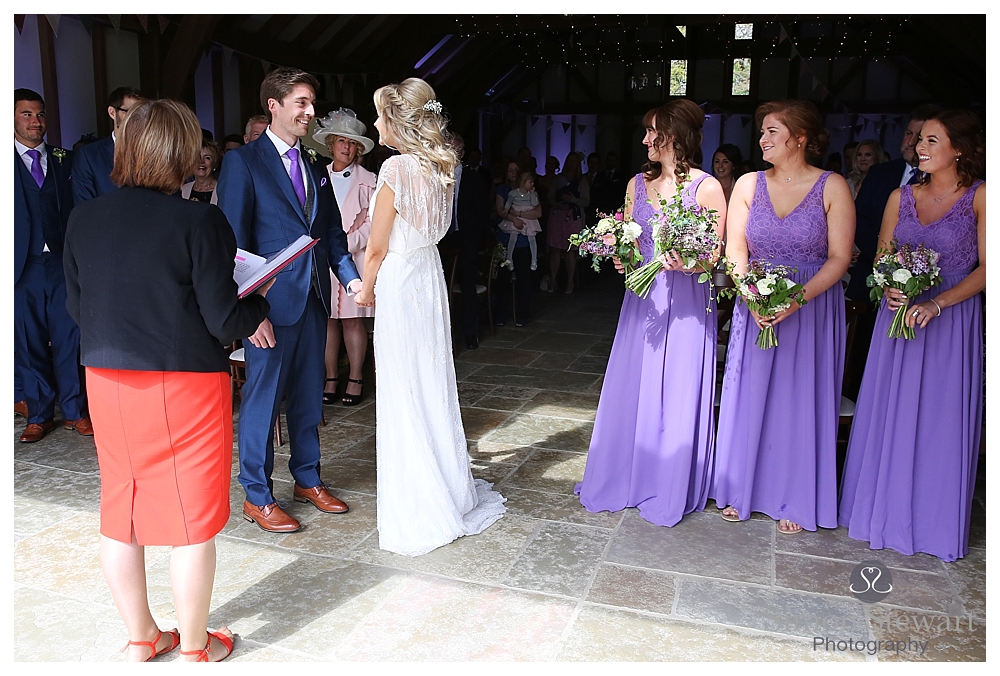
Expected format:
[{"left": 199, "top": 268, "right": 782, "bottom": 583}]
[{"left": 927, "top": 183, "right": 959, "bottom": 203}]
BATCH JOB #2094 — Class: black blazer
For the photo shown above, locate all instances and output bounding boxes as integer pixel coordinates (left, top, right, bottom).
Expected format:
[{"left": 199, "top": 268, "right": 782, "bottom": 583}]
[
  {"left": 847, "top": 158, "right": 909, "bottom": 301},
  {"left": 63, "top": 187, "right": 270, "bottom": 372}
]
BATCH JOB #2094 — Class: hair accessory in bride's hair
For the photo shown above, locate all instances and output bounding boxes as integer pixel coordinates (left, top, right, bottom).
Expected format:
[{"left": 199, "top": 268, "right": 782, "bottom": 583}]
[{"left": 422, "top": 99, "right": 443, "bottom": 114}]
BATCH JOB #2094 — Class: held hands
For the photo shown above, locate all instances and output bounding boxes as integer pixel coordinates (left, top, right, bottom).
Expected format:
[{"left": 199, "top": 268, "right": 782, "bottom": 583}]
[
  {"left": 347, "top": 279, "right": 363, "bottom": 295},
  {"left": 249, "top": 318, "right": 276, "bottom": 349},
  {"left": 355, "top": 286, "right": 375, "bottom": 307}
]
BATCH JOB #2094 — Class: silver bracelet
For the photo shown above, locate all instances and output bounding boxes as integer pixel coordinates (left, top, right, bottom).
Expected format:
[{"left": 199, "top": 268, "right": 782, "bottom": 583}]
[{"left": 929, "top": 298, "right": 942, "bottom": 316}]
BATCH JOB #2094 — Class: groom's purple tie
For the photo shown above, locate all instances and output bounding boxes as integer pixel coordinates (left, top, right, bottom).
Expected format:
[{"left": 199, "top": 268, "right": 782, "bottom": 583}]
[
  {"left": 286, "top": 147, "right": 307, "bottom": 207},
  {"left": 26, "top": 148, "right": 45, "bottom": 188}
]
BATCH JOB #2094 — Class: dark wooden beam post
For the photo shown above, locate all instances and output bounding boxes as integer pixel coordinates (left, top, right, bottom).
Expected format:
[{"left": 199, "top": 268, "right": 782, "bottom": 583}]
[
  {"left": 37, "top": 16, "right": 61, "bottom": 147},
  {"left": 92, "top": 22, "right": 110, "bottom": 137},
  {"left": 161, "top": 15, "right": 221, "bottom": 100},
  {"left": 211, "top": 49, "right": 225, "bottom": 138}
]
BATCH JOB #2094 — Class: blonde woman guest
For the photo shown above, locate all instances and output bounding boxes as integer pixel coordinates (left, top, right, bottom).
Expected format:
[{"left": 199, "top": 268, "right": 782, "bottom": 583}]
[
  {"left": 180, "top": 139, "right": 220, "bottom": 204},
  {"left": 847, "top": 139, "right": 888, "bottom": 199},
  {"left": 355, "top": 78, "right": 506, "bottom": 556},
  {"left": 64, "top": 100, "right": 274, "bottom": 661},
  {"left": 312, "top": 108, "right": 376, "bottom": 406}
]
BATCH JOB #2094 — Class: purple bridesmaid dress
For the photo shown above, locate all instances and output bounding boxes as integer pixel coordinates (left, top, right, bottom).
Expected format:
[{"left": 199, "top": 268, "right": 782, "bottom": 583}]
[
  {"left": 711, "top": 171, "right": 844, "bottom": 531},
  {"left": 574, "top": 173, "right": 717, "bottom": 527},
  {"left": 839, "top": 181, "right": 984, "bottom": 562}
]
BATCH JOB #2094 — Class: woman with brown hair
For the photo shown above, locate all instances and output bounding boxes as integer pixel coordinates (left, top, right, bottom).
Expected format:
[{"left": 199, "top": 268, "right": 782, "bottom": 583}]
[
  {"left": 64, "top": 99, "right": 273, "bottom": 661},
  {"left": 840, "top": 110, "right": 985, "bottom": 561},
  {"left": 711, "top": 99, "right": 855, "bottom": 535},
  {"left": 180, "top": 138, "right": 221, "bottom": 204},
  {"left": 575, "top": 99, "right": 727, "bottom": 527}
]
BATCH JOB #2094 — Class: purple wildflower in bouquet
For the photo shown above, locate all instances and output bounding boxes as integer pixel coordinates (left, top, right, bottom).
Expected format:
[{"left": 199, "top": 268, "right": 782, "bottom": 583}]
[
  {"left": 623, "top": 186, "right": 722, "bottom": 306},
  {"left": 717, "top": 259, "right": 808, "bottom": 349},
  {"left": 866, "top": 240, "right": 942, "bottom": 339},
  {"left": 568, "top": 204, "right": 643, "bottom": 275}
]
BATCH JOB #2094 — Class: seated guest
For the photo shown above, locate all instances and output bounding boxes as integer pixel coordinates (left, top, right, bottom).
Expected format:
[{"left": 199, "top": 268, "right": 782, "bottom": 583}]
[
  {"left": 180, "top": 139, "right": 220, "bottom": 204},
  {"left": 64, "top": 99, "right": 273, "bottom": 662},
  {"left": 14, "top": 88, "right": 91, "bottom": 442},
  {"left": 72, "top": 86, "right": 144, "bottom": 205},
  {"left": 243, "top": 114, "right": 268, "bottom": 144}
]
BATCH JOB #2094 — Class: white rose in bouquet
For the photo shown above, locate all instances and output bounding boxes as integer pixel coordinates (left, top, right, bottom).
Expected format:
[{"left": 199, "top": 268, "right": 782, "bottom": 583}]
[
  {"left": 892, "top": 269, "right": 912, "bottom": 284},
  {"left": 756, "top": 278, "right": 774, "bottom": 296},
  {"left": 621, "top": 220, "right": 642, "bottom": 243}
]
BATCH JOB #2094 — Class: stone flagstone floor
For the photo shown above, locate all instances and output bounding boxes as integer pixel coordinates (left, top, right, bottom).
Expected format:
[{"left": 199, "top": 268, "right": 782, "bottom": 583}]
[{"left": 13, "top": 272, "right": 986, "bottom": 661}]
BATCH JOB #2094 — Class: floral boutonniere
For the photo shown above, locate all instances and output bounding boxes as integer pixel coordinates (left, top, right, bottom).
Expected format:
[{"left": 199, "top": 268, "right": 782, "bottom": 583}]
[
  {"left": 51, "top": 148, "right": 67, "bottom": 164},
  {"left": 304, "top": 147, "right": 318, "bottom": 164}
]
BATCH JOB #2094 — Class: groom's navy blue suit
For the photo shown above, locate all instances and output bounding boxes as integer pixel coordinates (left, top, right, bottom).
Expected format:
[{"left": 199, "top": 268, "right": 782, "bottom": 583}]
[{"left": 217, "top": 130, "right": 360, "bottom": 506}]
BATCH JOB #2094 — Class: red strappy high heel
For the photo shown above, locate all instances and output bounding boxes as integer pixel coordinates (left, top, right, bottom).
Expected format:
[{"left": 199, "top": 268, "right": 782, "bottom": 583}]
[
  {"left": 179, "top": 630, "right": 235, "bottom": 662},
  {"left": 121, "top": 628, "right": 180, "bottom": 661}
]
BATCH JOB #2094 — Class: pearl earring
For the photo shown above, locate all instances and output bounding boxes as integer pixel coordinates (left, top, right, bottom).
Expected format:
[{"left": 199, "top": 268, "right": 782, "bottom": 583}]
[{"left": 797, "top": 143, "right": 801, "bottom": 148}]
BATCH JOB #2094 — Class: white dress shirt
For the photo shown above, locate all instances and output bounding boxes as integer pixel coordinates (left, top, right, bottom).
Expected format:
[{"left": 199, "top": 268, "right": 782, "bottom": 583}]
[
  {"left": 265, "top": 126, "right": 311, "bottom": 194},
  {"left": 899, "top": 163, "right": 918, "bottom": 188}
]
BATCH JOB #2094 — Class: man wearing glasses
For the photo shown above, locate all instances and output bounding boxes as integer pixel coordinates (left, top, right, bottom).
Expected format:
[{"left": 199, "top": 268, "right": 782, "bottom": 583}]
[{"left": 72, "top": 86, "right": 144, "bottom": 205}]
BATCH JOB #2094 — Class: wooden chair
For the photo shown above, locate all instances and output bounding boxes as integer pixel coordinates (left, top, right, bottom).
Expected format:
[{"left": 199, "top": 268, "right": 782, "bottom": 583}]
[{"left": 448, "top": 252, "right": 495, "bottom": 336}]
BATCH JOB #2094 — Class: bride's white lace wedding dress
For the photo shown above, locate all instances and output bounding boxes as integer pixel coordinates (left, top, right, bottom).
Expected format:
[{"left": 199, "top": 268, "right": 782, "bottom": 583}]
[{"left": 369, "top": 153, "right": 506, "bottom": 556}]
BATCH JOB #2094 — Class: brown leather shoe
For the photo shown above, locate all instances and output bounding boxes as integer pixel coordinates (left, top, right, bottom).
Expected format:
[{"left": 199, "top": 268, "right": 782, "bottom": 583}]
[
  {"left": 14, "top": 401, "right": 28, "bottom": 418},
  {"left": 242, "top": 500, "right": 301, "bottom": 533},
  {"left": 20, "top": 420, "right": 56, "bottom": 443},
  {"left": 293, "top": 484, "right": 349, "bottom": 513},
  {"left": 64, "top": 416, "right": 95, "bottom": 436}
]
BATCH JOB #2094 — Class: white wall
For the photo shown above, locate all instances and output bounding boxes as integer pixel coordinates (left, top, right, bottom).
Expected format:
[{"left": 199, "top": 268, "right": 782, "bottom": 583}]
[
  {"left": 54, "top": 16, "right": 97, "bottom": 146},
  {"left": 14, "top": 15, "right": 44, "bottom": 97}
]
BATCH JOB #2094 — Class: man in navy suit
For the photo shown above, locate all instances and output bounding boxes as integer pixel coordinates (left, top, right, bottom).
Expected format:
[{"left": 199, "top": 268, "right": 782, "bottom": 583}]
[
  {"left": 844, "top": 103, "right": 941, "bottom": 397},
  {"left": 217, "top": 67, "right": 362, "bottom": 533},
  {"left": 14, "top": 88, "right": 91, "bottom": 442},
  {"left": 71, "top": 86, "right": 143, "bottom": 205}
]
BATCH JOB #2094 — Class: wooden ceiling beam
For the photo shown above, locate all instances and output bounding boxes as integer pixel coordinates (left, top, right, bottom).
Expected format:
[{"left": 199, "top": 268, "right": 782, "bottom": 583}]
[{"left": 161, "top": 14, "right": 221, "bottom": 100}]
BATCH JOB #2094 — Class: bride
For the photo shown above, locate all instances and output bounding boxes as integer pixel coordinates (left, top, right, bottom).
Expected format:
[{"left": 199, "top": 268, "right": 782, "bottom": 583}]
[{"left": 354, "top": 78, "right": 506, "bottom": 556}]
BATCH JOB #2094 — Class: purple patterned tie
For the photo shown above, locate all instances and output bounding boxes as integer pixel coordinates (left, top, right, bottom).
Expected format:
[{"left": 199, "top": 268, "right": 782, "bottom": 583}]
[
  {"left": 26, "top": 148, "right": 44, "bottom": 188},
  {"left": 286, "top": 147, "right": 306, "bottom": 207}
]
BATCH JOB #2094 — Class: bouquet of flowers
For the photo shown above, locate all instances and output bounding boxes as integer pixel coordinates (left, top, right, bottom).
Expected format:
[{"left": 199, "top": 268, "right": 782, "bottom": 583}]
[
  {"left": 489, "top": 241, "right": 508, "bottom": 278},
  {"left": 866, "top": 241, "right": 942, "bottom": 339},
  {"left": 623, "top": 186, "right": 722, "bottom": 304},
  {"left": 568, "top": 206, "right": 643, "bottom": 275},
  {"left": 718, "top": 259, "right": 807, "bottom": 349}
]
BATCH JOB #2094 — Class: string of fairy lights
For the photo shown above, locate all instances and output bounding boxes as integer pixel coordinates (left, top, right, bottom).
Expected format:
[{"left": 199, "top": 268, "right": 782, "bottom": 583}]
[{"left": 452, "top": 16, "right": 911, "bottom": 69}]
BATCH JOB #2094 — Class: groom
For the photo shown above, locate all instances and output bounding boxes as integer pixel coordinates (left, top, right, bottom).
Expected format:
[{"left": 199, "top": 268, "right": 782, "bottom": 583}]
[{"left": 217, "top": 67, "right": 362, "bottom": 533}]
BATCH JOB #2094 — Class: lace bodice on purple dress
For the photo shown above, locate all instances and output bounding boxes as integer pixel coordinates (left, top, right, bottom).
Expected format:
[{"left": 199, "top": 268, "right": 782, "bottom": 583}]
[
  {"left": 633, "top": 173, "right": 710, "bottom": 260},
  {"left": 894, "top": 181, "right": 982, "bottom": 275},
  {"left": 746, "top": 171, "right": 832, "bottom": 264}
]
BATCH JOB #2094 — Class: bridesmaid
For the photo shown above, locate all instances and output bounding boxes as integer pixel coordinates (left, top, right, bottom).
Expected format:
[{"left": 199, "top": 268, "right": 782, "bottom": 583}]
[
  {"left": 711, "top": 100, "right": 855, "bottom": 534},
  {"left": 839, "top": 110, "right": 985, "bottom": 561},
  {"left": 575, "top": 99, "right": 727, "bottom": 527}
]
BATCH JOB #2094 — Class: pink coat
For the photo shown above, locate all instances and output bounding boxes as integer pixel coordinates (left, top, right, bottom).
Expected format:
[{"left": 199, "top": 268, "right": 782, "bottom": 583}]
[{"left": 328, "top": 162, "right": 376, "bottom": 319}]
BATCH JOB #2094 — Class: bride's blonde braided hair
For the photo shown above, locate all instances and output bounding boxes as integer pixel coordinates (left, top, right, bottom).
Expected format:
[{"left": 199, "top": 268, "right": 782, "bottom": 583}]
[{"left": 373, "top": 78, "right": 458, "bottom": 187}]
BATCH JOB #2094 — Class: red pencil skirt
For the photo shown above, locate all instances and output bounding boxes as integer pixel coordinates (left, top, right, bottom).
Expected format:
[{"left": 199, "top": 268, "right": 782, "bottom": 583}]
[{"left": 86, "top": 367, "right": 233, "bottom": 546}]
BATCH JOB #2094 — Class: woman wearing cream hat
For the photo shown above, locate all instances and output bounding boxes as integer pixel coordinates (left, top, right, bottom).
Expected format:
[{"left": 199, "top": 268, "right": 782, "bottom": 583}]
[{"left": 313, "top": 108, "right": 376, "bottom": 406}]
